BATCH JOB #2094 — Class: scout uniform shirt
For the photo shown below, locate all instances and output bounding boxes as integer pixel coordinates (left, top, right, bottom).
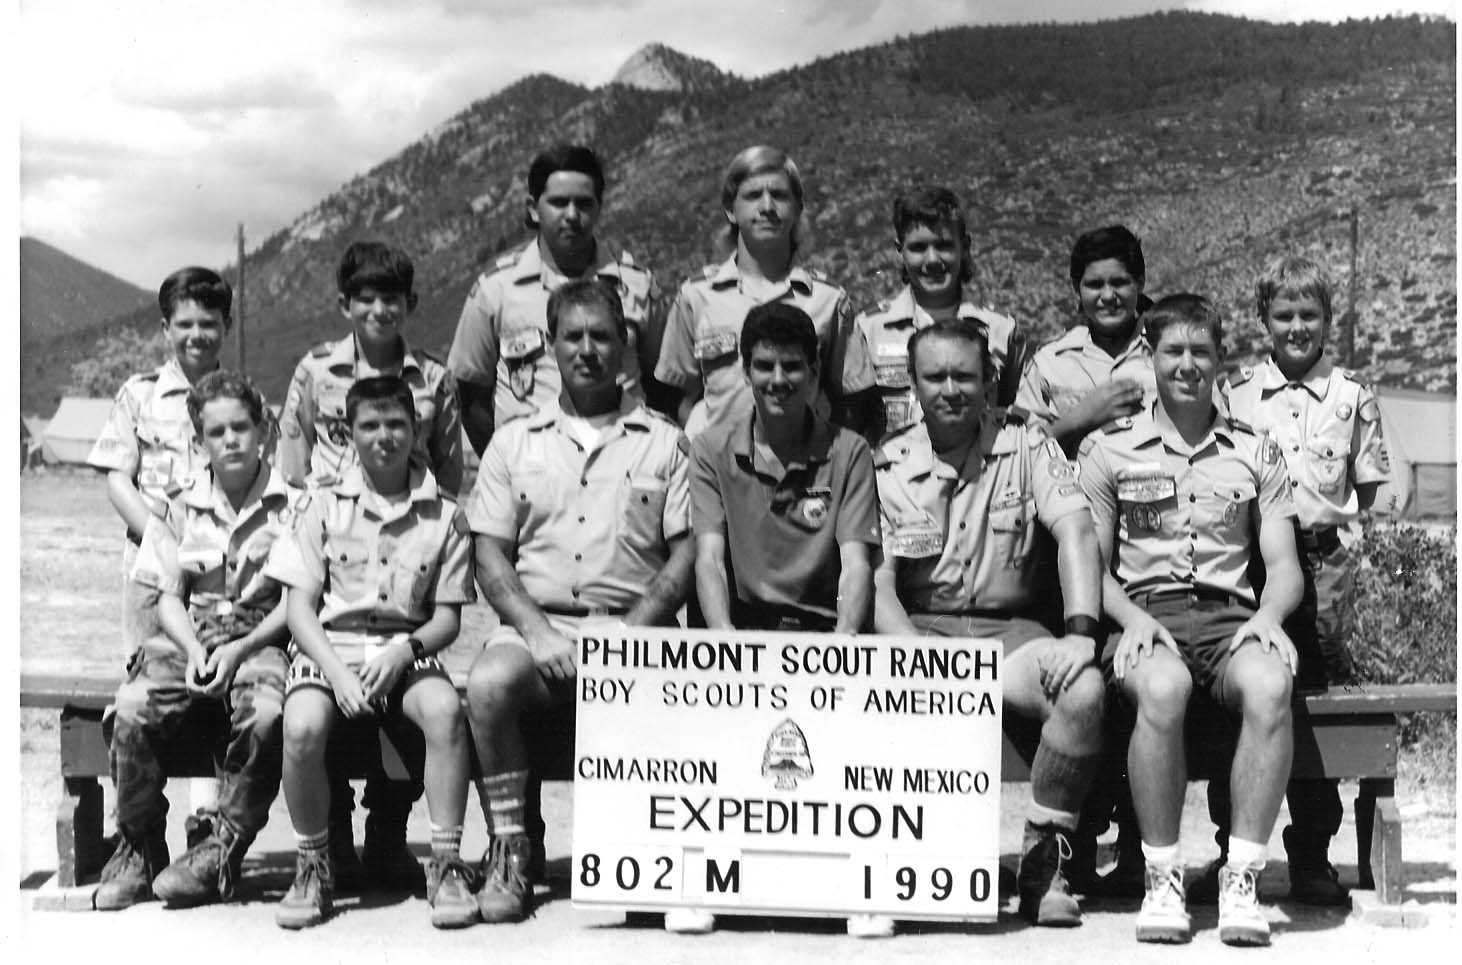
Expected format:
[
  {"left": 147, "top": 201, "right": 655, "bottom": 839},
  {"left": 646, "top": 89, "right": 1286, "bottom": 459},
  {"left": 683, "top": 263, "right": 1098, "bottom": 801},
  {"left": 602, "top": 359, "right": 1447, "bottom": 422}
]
[
  {"left": 875, "top": 416, "right": 1090, "bottom": 614},
  {"left": 264, "top": 462, "right": 474, "bottom": 653},
  {"left": 131, "top": 463, "right": 303, "bottom": 658},
  {"left": 1016, "top": 323, "right": 1156, "bottom": 426},
  {"left": 1224, "top": 356, "right": 1391, "bottom": 535},
  {"left": 88, "top": 358, "right": 216, "bottom": 510},
  {"left": 1077, "top": 400, "right": 1296, "bottom": 608},
  {"left": 447, "top": 240, "right": 657, "bottom": 430},
  {"left": 276, "top": 334, "right": 463, "bottom": 494},
  {"left": 856, "top": 286, "right": 1018, "bottom": 431},
  {"left": 653, "top": 256, "right": 877, "bottom": 437},
  {"left": 466, "top": 395, "right": 691, "bottom": 615},
  {"left": 689, "top": 410, "right": 881, "bottom": 622}
]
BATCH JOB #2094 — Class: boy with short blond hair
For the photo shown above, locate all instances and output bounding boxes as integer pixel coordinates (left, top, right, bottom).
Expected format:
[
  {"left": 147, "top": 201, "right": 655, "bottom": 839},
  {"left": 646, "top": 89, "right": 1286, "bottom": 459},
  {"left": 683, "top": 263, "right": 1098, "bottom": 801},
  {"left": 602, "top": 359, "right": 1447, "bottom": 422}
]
[
  {"left": 1218, "top": 255, "right": 1392, "bottom": 905},
  {"left": 266, "top": 376, "right": 477, "bottom": 930}
]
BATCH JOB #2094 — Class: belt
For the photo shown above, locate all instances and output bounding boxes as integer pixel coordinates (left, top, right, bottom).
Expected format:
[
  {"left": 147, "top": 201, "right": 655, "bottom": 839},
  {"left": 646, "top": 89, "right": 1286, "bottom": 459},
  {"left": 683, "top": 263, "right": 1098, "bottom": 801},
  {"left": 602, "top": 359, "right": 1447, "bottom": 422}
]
[
  {"left": 731, "top": 603, "right": 836, "bottom": 633},
  {"left": 1133, "top": 586, "right": 1243, "bottom": 609},
  {"left": 541, "top": 604, "right": 627, "bottom": 619},
  {"left": 1297, "top": 526, "right": 1342, "bottom": 555}
]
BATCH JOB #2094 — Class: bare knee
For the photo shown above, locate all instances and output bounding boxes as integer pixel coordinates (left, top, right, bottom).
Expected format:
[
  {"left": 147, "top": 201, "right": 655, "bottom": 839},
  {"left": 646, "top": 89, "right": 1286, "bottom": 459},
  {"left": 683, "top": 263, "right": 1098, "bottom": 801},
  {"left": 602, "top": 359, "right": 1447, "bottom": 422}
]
[
  {"left": 1054, "top": 665, "right": 1107, "bottom": 728},
  {"left": 283, "top": 694, "right": 332, "bottom": 758},
  {"left": 416, "top": 689, "right": 467, "bottom": 748},
  {"left": 1230, "top": 657, "right": 1292, "bottom": 723},
  {"left": 466, "top": 648, "right": 534, "bottom": 723},
  {"left": 1132, "top": 663, "right": 1192, "bottom": 725}
]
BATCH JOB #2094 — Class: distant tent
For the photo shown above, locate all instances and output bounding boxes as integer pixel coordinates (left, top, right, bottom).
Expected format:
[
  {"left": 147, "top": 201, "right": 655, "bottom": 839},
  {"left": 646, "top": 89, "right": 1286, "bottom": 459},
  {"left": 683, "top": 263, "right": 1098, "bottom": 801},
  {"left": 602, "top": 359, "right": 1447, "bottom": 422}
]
[
  {"left": 20, "top": 415, "right": 50, "bottom": 469},
  {"left": 1374, "top": 386, "right": 1456, "bottom": 520},
  {"left": 41, "top": 397, "right": 113, "bottom": 465}
]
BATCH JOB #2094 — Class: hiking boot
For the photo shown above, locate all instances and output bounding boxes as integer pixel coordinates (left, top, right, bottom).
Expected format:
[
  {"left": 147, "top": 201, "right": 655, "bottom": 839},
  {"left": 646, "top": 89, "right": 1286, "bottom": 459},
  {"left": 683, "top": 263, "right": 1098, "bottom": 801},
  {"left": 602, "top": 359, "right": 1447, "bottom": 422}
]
[
  {"left": 426, "top": 855, "right": 479, "bottom": 929},
  {"left": 1016, "top": 823, "right": 1081, "bottom": 926},
  {"left": 846, "top": 913, "right": 896, "bottom": 938},
  {"left": 183, "top": 809, "right": 215, "bottom": 850},
  {"left": 1283, "top": 828, "right": 1349, "bottom": 906},
  {"left": 152, "top": 820, "right": 247, "bottom": 907},
  {"left": 328, "top": 819, "right": 363, "bottom": 892},
  {"left": 1218, "top": 863, "right": 1271, "bottom": 946},
  {"left": 94, "top": 831, "right": 168, "bottom": 911},
  {"left": 276, "top": 850, "right": 334, "bottom": 930},
  {"left": 476, "top": 833, "right": 533, "bottom": 923},
  {"left": 362, "top": 816, "right": 425, "bottom": 891},
  {"left": 1135, "top": 864, "right": 1190, "bottom": 944},
  {"left": 1186, "top": 855, "right": 1224, "bottom": 905}
]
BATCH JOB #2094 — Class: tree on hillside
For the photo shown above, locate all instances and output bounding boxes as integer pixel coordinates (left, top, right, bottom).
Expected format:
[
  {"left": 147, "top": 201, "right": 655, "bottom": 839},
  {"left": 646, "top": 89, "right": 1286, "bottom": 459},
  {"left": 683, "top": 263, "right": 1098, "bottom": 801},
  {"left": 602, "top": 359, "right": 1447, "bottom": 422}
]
[{"left": 65, "top": 327, "right": 169, "bottom": 398}]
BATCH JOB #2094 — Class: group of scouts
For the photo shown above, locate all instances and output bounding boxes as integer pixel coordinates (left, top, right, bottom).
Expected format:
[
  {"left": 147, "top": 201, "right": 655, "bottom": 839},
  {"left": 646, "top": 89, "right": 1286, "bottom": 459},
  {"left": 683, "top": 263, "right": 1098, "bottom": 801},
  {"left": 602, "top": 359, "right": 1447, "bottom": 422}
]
[{"left": 83, "top": 142, "right": 1390, "bottom": 947}]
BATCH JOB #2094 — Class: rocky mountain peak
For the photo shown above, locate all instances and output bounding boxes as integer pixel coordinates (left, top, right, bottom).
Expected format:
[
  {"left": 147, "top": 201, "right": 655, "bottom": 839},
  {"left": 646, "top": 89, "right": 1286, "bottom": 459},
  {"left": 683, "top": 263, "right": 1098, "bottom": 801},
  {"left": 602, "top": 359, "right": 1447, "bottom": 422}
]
[{"left": 609, "top": 43, "right": 734, "bottom": 92}]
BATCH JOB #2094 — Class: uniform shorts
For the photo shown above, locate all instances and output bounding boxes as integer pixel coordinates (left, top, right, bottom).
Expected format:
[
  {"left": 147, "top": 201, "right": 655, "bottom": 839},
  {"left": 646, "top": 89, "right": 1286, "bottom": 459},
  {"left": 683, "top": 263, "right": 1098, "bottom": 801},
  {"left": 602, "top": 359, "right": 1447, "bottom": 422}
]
[
  {"left": 286, "top": 648, "right": 449, "bottom": 717},
  {"left": 1100, "top": 593, "right": 1258, "bottom": 711},
  {"left": 908, "top": 612, "right": 1049, "bottom": 651}
]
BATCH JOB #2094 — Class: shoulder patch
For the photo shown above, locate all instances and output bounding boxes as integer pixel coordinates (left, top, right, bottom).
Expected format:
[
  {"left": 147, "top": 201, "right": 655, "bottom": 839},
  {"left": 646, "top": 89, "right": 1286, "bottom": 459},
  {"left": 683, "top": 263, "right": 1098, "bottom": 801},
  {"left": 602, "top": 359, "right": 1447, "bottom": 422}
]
[
  {"left": 1359, "top": 396, "right": 1381, "bottom": 423},
  {"left": 451, "top": 506, "right": 472, "bottom": 536},
  {"left": 1228, "top": 366, "right": 1254, "bottom": 387},
  {"left": 1077, "top": 435, "right": 1099, "bottom": 457},
  {"left": 308, "top": 341, "right": 333, "bottom": 358}
]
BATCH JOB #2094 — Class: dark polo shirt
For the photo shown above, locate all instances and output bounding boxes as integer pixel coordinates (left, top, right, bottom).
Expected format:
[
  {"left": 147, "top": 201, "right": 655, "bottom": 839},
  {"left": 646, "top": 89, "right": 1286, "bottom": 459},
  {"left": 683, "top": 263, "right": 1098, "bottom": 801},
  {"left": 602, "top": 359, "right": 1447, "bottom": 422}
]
[{"left": 690, "top": 410, "right": 881, "bottom": 624}]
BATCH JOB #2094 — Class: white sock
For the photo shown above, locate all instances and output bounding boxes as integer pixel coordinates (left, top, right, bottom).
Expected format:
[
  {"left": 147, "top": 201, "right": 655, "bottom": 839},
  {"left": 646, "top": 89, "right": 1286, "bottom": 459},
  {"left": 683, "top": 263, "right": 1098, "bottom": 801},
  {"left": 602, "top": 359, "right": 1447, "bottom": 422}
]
[
  {"left": 1142, "top": 841, "right": 1181, "bottom": 870},
  {"left": 1227, "top": 837, "right": 1268, "bottom": 872}
]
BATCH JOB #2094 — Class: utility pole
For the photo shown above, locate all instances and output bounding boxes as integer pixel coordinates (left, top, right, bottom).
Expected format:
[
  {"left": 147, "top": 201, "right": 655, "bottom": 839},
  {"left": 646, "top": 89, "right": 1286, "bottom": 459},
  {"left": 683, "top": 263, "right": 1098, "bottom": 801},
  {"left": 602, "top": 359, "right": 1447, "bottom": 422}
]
[
  {"left": 235, "top": 223, "right": 247, "bottom": 375},
  {"left": 1345, "top": 206, "right": 1359, "bottom": 368}
]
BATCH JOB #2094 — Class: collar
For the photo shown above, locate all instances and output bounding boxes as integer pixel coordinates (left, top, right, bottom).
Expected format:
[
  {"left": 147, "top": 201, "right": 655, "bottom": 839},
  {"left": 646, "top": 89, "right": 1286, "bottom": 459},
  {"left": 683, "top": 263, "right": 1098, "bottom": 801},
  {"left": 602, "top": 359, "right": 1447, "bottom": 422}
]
[
  {"left": 156, "top": 357, "right": 207, "bottom": 397},
  {"left": 898, "top": 416, "right": 1003, "bottom": 482},
  {"left": 334, "top": 459, "right": 439, "bottom": 506},
  {"left": 874, "top": 287, "right": 986, "bottom": 329},
  {"left": 526, "top": 394, "right": 652, "bottom": 433},
  {"left": 511, "top": 239, "right": 630, "bottom": 286},
  {"left": 707, "top": 255, "right": 814, "bottom": 295},
  {"left": 1257, "top": 354, "right": 1333, "bottom": 401},
  {"left": 733, "top": 408, "right": 835, "bottom": 474},
  {"left": 1147, "top": 397, "right": 1239, "bottom": 455},
  {"left": 184, "top": 462, "right": 290, "bottom": 517},
  {"left": 1052, "top": 323, "right": 1149, "bottom": 361},
  {"left": 324, "top": 334, "right": 423, "bottom": 378}
]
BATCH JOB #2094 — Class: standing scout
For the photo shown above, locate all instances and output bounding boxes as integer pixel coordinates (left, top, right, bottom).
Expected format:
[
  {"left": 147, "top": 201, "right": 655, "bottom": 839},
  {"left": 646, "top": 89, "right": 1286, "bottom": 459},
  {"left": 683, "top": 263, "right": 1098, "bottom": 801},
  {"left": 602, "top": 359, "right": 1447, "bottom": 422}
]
[
  {"left": 872, "top": 320, "right": 1107, "bottom": 933},
  {"left": 1212, "top": 255, "right": 1392, "bottom": 906},
  {"left": 463, "top": 279, "right": 694, "bottom": 925},
  {"left": 276, "top": 241, "right": 462, "bottom": 892},
  {"left": 96, "top": 372, "right": 296, "bottom": 911},
  {"left": 685, "top": 302, "right": 881, "bottom": 937},
  {"left": 856, "top": 187, "right": 1026, "bottom": 433},
  {"left": 1079, "top": 295, "right": 1303, "bottom": 947},
  {"left": 448, "top": 143, "right": 659, "bottom": 453},
  {"left": 654, "top": 145, "right": 877, "bottom": 439},
  {"left": 266, "top": 376, "right": 477, "bottom": 930}
]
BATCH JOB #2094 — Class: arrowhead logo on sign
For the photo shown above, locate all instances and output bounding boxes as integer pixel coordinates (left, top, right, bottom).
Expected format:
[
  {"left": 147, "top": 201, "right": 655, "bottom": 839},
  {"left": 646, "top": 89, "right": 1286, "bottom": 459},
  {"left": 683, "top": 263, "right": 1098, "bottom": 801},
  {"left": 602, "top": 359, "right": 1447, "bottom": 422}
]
[{"left": 761, "top": 718, "right": 814, "bottom": 790}]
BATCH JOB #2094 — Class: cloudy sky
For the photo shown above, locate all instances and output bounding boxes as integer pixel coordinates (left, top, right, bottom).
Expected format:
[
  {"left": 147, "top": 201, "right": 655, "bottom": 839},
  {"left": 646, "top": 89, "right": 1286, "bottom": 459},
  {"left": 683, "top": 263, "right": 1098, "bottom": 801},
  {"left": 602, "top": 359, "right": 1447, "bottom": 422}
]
[{"left": 17, "top": 0, "right": 1456, "bottom": 289}]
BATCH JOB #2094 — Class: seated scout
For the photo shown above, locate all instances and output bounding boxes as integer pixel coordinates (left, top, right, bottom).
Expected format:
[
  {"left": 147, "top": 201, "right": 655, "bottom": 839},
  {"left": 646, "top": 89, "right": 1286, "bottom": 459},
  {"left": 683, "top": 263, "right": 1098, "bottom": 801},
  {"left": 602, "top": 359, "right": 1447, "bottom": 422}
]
[
  {"left": 872, "top": 320, "right": 1107, "bottom": 931},
  {"left": 96, "top": 371, "right": 295, "bottom": 911},
  {"left": 855, "top": 186, "right": 1025, "bottom": 433},
  {"left": 278, "top": 240, "right": 463, "bottom": 892},
  {"left": 686, "top": 301, "right": 881, "bottom": 936},
  {"left": 1077, "top": 295, "right": 1302, "bottom": 947},
  {"left": 265, "top": 376, "right": 477, "bottom": 930},
  {"left": 464, "top": 279, "right": 694, "bottom": 924}
]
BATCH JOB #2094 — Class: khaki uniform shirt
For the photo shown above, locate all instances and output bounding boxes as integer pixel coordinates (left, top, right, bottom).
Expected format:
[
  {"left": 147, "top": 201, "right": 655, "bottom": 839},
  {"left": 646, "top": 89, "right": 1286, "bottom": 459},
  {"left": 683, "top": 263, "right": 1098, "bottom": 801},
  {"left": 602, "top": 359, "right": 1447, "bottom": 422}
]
[
  {"left": 690, "top": 411, "right": 881, "bottom": 621},
  {"left": 465, "top": 396, "right": 691, "bottom": 614},
  {"left": 856, "top": 286, "right": 1018, "bottom": 431},
  {"left": 1078, "top": 401, "right": 1296, "bottom": 607},
  {"left": 265, "top": 463, "right": 475, "bottom": 640},
  {"left": 447, "top": 240, "right": 657, "bottom": 429},
  {"left": 87, "top": 359, "right": 213, "bottom": 509},
  {"left": 654, "top": 256, "right": 876, "bottom": 437},
  {"left": 276, "top": 335, "right": 463, "bottom": 493},
  {"left": 1016, "top": 324, "right": 1156, "bottom": 425},
  {"left": 1223, "top": 356, "right": 1391, "bottom": 533},
  {"left": 132, "top": 464, "right": 302, "bottom": 649},
  {"left": 875, "top": 417, "right": 1090, "bottom": 613}
]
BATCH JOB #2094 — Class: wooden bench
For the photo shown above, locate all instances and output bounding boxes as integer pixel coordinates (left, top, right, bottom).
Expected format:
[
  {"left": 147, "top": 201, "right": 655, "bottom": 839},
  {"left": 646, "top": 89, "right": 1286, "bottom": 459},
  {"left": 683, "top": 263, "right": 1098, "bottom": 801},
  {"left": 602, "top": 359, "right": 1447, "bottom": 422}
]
[{"left": 22, "top": 672, "right": 1455, "bottom": 907}]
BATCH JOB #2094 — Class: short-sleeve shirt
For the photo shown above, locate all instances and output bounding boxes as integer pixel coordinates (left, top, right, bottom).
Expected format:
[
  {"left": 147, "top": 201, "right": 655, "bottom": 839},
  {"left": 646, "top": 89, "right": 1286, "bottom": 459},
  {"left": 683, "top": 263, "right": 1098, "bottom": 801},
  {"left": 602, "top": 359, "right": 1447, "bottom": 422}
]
[
  {"left": 875, "top": 418, "right": 1090, "bottom": 613},
  {"left": 1223, "top": 356, "right": 1391, "bottom": 531},
  {"left": 690, "top": 411, "right": 881, "bottom": 622},
  {"left": 1078, "top": 401, "right": 1296, "bottom": 607},
  {"left": 654, "top": 257, "right": 876, "bottom": 437},
  {"left": 1016, "top": 324, "right": 1156, "bottom": 426},
  {"left": 132, "top": 464, "right": 303, "bottom": 648},
  {"left": 265, "top": 463, "right": 475, "bottom": 640},
  {"left": 465, "top": 396, "right": 691, "bottom": 614},
  {"left": 87, "top": 359, "right": 212, "bottom": 509},
  {"left": 856, "top": 286, "right": 1018, "bottom": 431},
  {"left": 276, "top": 334, "right": 463, "bottom": 494},
  {"left": 447, "top": 240, "right": 657, "bottom": 428}
]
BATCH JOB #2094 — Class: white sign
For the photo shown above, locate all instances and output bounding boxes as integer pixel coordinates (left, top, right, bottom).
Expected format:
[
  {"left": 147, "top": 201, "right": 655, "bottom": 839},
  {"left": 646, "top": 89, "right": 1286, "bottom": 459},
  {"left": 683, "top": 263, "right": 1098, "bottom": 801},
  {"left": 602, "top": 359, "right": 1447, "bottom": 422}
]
[{"left": 571, "top": 628, "right": 1003, "bottom": 921}]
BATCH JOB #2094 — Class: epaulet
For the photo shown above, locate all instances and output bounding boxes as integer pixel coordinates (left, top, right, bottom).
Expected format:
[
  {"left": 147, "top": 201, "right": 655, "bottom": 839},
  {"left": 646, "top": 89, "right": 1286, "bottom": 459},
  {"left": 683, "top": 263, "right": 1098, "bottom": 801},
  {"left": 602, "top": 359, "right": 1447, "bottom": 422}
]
[
  {"left": 699, "top": 263, "right": 721, "bottom": 281},
  {"left": 1227, "top": 366, "right": 1254, "bottom": 387},
  {"left": 617, "top": 248, "right": 637, "bottom": 267},
  {"left": 1005, "top": 406, "right": 1031, "bottom": 427},
  {"left": 417, "top": 347, "right": 445, "bottom": 366},
  {"left": 1099, "top": 415, "right": 1135, "bottom": 434},
  {"left": 494, "top": 247, "right": 522, "bottom": 270},
  {"left": 1227, "top": 417, "right": 1258, "bottom": 436},
  {"left": 451, "top": 505, "right": 472, "bottom": 536},
  {"left": 128, "top": 370, "right": 161, "bottom": 385},
  {"left": 644, "top": 407, "right": 679, "bottom": 428},
  {"left": 498, "top": 409, "right": 534, "bottom": 428},
  {"left": 308, "top": 341, "right": 333, "bottom": 358},
  {"left": 804, "top": 266, "right": 829, "bottom": 283},
  {"left": 874, "top": 425, "right": 917, "bottom": 467},
  {"left": 1341, "top": 368, "right": 1370, "bottom": 386}
]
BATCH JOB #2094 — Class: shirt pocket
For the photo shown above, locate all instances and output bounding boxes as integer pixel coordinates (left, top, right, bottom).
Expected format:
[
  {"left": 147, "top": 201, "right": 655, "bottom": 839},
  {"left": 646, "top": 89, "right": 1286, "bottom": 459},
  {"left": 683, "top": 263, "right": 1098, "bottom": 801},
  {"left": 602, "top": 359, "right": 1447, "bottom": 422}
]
[
  {"left": 390, "top": 543, "right": 437, "bottom": 612},
  {"left": 322, "top": 534, "right": 372, "bottom": 597},
  {"left": 621, "top": 474, "right": 668, "bottom": 549},
  {"left": 989, "top": 496, "right": 1035, "bottom": 564},
  {"left": 1116, "top": 472, "right": 1178, "bottom": 538},
  {"left": 1197, "top": 480, "right": 1257, "bottom": 536},
  {"left": 1307, "top": 434, "right": 1349, "bottom": 495}
]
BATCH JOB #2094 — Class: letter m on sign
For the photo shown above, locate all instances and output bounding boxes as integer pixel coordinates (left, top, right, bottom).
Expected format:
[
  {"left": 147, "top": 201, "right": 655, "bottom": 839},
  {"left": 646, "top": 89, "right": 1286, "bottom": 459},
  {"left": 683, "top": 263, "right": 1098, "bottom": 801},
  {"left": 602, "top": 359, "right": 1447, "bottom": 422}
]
[{"left": 706, "top": 858, "right": 741, "bottom": 894}]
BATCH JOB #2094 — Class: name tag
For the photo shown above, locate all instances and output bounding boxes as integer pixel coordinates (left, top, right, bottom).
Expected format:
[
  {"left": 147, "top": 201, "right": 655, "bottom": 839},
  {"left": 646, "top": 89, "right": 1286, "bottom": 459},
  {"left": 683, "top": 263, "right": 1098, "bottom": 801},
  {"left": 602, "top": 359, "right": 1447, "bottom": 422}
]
[
  {"left": 693, "top": 330, "right": 738, "bottom": 361},
  {"left": 890, "top": 524, "right": 945, "bottom": 558},
  {"left": 875, "top": 361, "right": 911, "bottom": 388},
  {"left": 1116, "top": 464, "right": 1176, "bottom": 503},
  {"left": 503, "top": 328, "right": 545, "bottom": 361}
]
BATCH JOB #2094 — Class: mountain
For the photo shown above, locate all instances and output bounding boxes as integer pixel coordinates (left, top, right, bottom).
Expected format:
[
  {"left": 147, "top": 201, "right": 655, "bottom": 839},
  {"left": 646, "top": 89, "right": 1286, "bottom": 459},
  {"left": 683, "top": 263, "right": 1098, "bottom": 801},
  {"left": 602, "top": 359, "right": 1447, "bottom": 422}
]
[
  {"left": 610, "top": 43, "right": 739, "bottom": 92},
  {"left": 20, "top": 237, "right": 150, "bottom": 342},
  {"left": 20, "top": 13, "right": 1456, "bottom": 416}
]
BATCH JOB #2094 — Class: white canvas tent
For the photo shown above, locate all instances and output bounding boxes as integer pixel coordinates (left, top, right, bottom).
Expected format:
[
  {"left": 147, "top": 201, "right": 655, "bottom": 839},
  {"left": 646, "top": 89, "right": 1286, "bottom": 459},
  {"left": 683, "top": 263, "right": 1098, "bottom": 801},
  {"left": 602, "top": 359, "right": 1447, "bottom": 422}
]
[
  {"left": 1375, "top": 386, "right": 1456, "bottom": 520},
  {"left": 40, "top": 397, "right": 113, "bottom": 465}
]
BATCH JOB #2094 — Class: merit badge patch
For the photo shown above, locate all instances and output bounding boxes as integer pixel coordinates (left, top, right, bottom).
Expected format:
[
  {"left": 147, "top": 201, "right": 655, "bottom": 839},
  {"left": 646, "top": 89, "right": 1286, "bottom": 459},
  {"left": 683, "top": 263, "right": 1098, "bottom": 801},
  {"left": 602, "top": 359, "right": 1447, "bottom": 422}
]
[
  {"left": 802, "top": 496, "right": 829, "bottom": 525},
  {"left": 884, "top": 398, "right": 916, "bottom": 429},
  {"left": 1126, "top": 504, "right": 1163, "bottom": 532},
  {"left": 502, "top": 328, "right": 545, "bottom": 361},
  {"left": 693, "top": 330, "right": 739, "bottom": 362},
  {"left": 1336, "top": 403, "right": 1353, "bottom": 421},
  {"left": 890, "top": 523, "right": 944, "bottom": 558},
  {"left": 1359, "top": 398, "right": 1381, "bottom": 423},
  {"left": 1047, "top": 457, "right": 1079, "bottom": 481},
  {"left": 1221, "top": 500, "right": 1240, "bottom": 527},
  {"left": 325, "top": 418, "right": 350, "bottom": 447},
  {"left": 874, "top": 361, "right": 911, "bottom": 389},
  {"left": 1262, "top": 436, "right": 1282, "bottom": 465},
  {"left": 1116, "top": 472, "right": 1176, "bottom": 503}
]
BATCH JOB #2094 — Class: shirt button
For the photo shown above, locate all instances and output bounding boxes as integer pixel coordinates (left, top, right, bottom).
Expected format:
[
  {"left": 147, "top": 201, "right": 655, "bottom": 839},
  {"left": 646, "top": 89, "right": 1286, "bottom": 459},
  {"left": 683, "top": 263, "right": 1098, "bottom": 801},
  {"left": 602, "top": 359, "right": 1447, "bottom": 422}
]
[
  {"left": 572, "top": 587, "right": 581, "bottom": 597},
  {"left": 1188, "top": 494, "right": 1196, "bottom": 503},
  {"left": 580, "top": 478, "right": 589, "bottom": 487},
  {"left": 1291, "top": 445, "right": 1299, "bottom": 453},
  {"left": 577, "top": 516, "right": 586, "bottom": 523},
  {"left": 380, "top": 557, "right": 388, "bottom": 565},
  {"left": 958, "top": 522, "right": 967, "bottom": 530},
  {"left": 1291, "top": 479, "right": 1299, "bottom": 487},
  {"left": 574, "top": 553, "right": 582, "bottom": 561},
  {"left": 378, "top": 592, "right": 388, "bottom": 601}
]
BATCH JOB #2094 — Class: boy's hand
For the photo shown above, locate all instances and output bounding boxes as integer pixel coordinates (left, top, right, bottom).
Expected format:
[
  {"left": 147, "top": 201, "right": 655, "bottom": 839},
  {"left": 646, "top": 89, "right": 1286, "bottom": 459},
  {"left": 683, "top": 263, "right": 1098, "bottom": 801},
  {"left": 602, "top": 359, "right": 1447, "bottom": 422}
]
[
  {"left": 1230, "top": 611, "right": 1298, "bottom": 676},
  {"left": 359, "top": 642, "right": 414, "bottom": 704},
  {"left": 195, "top": 641, "right": 248, "bottom": 697},
  {"left": 329, "top": 668, "right": 373, "bottom": 719},
  {"left": 1078, "top": 379, "right": 1144, "bottom": 428},
  {"left": 528, "top": 630, "right": 577, "bottom": 684},
  {"left": 185, "top": 647, "right": 216, "bottom": 692}
]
